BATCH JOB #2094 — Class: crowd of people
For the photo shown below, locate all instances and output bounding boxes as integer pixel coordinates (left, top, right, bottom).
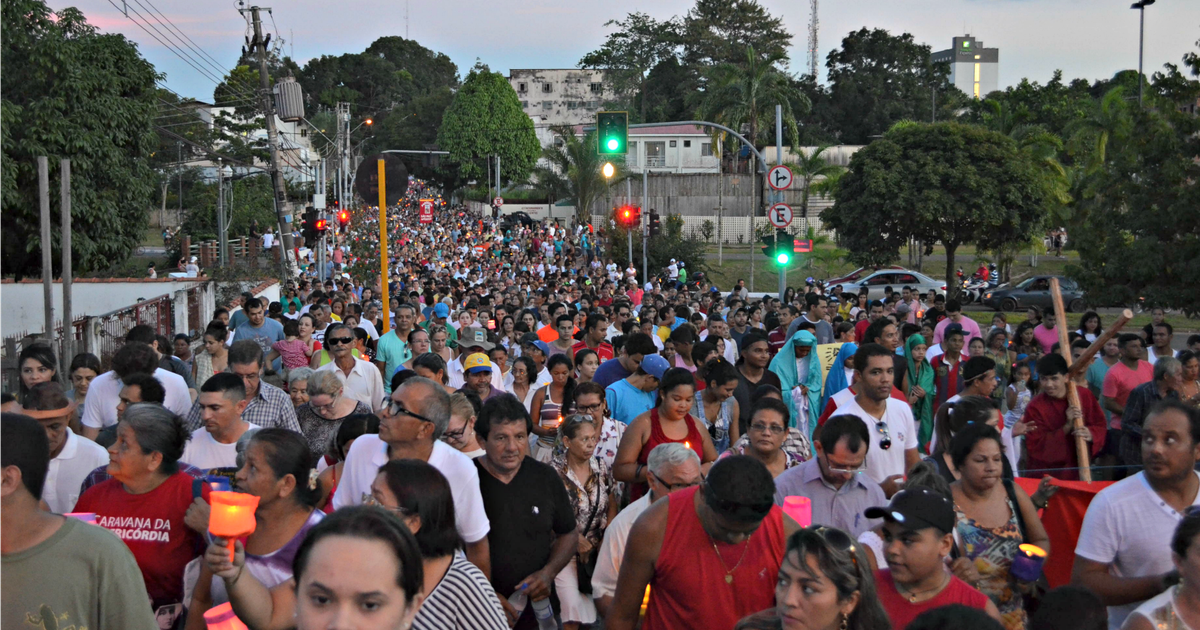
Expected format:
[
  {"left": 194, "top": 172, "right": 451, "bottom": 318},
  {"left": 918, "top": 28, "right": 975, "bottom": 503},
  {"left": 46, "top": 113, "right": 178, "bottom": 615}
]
[{"left": 5, "top": 178, "right": 1200, "bottom": 630}]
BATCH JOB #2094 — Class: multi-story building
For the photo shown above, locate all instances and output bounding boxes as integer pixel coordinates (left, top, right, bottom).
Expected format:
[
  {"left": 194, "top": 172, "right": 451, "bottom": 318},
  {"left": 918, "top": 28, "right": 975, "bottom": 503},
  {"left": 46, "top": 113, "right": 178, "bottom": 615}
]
[
  {"left": 509, "top": 69, "right": 613, "bottom": 126},
  {"left": 178, "top": 101, "right": 314, "bottom": 183},
  {"left": 931, "top": 35, "right": 999, "bottom": 99}
]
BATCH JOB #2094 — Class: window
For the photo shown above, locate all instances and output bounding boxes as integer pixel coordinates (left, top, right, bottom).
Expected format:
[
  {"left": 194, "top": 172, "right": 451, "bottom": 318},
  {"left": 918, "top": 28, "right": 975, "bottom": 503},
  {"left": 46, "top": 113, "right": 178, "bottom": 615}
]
[
  {"left": 567, "top": 101, "right": 577, "bottom": 109},
  {"left": 590, "top": 82, "right": 603, "bottom": 94},
  {"left": 521, "top": 100, "right": 528, "bottom": 108},
  {"left": 683, "top": 140, "right": 691, "bottom": 148},
  {"left": 701, "top": 142, "right": 713, "bottom": 156},
  {"left": 300, "top": 128, "right": 307, "bottom": 137},
  {"left": 518, "top": 82, "right": 527, "bottom": 93},
  {"left": 865, "top": 274, "right": 894, "bottom": 286},
  {"left": 669, "top": 140, "right": 677, "bottom": 147},
  {"left": 542, "top": 101, "right": 552, "bottom": 109},
  {"left": 974, "top": 63, "right": 981, "bottom": 82},
  {"left": 542, "top": 83, "right": 553, "bottom": 93}
]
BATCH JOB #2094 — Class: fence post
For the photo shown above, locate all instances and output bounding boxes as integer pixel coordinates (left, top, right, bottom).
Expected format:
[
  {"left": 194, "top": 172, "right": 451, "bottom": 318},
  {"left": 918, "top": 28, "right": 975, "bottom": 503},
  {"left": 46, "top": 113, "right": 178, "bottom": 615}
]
[
  {"left": 173, "top": 290, "right": 188, "bottom": 338},
  {"left": 83, "top": 316, "right": 100, "bottom": 358}
]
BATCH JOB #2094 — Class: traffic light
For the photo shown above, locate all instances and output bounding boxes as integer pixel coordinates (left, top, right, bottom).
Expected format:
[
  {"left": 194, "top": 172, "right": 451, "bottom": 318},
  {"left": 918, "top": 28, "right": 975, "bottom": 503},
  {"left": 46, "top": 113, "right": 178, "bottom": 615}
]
[
  {"left": 337, "top": 209, "right": 350, "bottom": 229},
  {"left": 615, "top": 205, "right": 641, "bottom": 230},
  {"left": 597, "top": 111, "right": 628, "bottom": 155},
  {"left": 648, "top": 211, "right": 661, "bottom": 237},
  {"left": 301, "top": 206, "right": 318, "bottom": 244},
  {"left": 314, "top": 217, "right": 328, "bottom": 237},
  {"left": 761, "top": 229, "right": 793, "bottom": 265}
]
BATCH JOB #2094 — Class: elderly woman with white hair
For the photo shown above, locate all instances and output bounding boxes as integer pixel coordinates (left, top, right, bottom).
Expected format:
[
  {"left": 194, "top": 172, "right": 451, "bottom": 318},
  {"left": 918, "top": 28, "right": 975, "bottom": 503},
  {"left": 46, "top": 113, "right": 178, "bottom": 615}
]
[{"left": 294, "top": 369, "right": 371, "bottom": 465}]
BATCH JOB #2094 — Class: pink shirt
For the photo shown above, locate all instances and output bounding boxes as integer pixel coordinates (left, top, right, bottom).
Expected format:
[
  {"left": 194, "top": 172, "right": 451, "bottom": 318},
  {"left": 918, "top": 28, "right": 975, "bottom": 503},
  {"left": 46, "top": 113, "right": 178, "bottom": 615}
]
[
  {"left": 1032, "top": 324, "right": 1060, "bottom": 355},
  {"left": 1101, "top": 360, "right": 1153, "bottom": 430},
  {"left": 932, "top": 315, "right": 982, "bottom": 345}
]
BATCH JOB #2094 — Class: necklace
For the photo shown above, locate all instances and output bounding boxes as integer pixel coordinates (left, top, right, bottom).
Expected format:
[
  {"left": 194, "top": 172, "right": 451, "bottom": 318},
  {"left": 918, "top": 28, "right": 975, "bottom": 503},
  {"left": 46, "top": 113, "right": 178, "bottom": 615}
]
[
  {"left": 897, "top": 570, "right": 951, "bottom": 603},
  {"left": 706, "top": 531, "right": 751, "bottom": 584}
]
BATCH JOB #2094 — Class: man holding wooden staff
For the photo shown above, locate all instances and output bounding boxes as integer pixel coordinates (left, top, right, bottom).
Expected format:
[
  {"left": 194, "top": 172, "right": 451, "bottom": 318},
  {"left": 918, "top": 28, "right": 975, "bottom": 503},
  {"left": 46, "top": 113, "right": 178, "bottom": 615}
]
[{"left": 1024, "top": 353, "right": 1108, "bottom": 479}]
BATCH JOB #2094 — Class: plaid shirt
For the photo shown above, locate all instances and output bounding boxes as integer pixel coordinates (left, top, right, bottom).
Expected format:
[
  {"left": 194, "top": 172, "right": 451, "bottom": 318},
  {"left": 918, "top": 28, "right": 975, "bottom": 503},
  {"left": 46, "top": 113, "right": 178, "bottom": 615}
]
[{"left": 185, "top": 381, "right": 301, "bottom": 433}]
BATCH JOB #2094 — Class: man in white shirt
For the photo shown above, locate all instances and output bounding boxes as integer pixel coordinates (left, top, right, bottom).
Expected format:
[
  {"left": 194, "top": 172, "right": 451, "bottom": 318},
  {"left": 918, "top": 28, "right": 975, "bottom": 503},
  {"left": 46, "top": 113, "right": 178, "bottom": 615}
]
[
  {"left": 448, "top": 327, "right": 505, "bottom": 392},
  {"left": 22, "top": 382, "right": 110, "bottom": 513},
  {"left": 81, "top": 342, "right": 190, "bottom": 441},
  {"left": 592, "top": 443, "right": 701, "bottom": 617},
  {"left": 1072, "top": 400, "right": 1200, "bottom": 630},
  {"left": 834, "top": 343, "right": 920, "bottom": 497},
  {"left": 182, "top": 373, "right": 259, "bottom": 472},
  {"left": 317, "top": 323, "right": 385, "bottom": 413},
  {"left": 333, "top": 376, "right": 492, "bottom": 577}
]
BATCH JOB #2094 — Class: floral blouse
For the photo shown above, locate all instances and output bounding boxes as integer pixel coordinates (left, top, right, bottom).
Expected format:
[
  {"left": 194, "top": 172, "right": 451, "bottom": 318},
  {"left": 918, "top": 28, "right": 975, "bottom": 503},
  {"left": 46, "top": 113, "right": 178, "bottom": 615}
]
[{"left": 552, "top": 456, "right": 613, "bottom": 547}]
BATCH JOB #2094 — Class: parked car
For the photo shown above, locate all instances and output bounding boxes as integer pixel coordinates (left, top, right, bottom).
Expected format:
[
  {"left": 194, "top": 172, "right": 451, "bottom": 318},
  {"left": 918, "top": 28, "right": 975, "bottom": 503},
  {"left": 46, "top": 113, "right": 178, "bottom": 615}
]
[
  {"left": 981, "top": 275, "right": 1086, "bottom": 312},
  {"left": 499, "top": 211, "right": 537, "bottom": 231},
  {"left": 826, "top": 265, "right": 906, "bottom": 286},
  {"left": 837, "top": 269, "right": 946, "bottom": 300}
]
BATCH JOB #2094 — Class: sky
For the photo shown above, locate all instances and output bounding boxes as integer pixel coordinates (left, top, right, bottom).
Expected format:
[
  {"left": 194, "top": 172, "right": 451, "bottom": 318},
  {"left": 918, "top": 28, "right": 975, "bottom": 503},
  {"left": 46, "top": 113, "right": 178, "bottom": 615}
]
[{"left": 72, "top": 0, "right": 1199, "bottom": 103}]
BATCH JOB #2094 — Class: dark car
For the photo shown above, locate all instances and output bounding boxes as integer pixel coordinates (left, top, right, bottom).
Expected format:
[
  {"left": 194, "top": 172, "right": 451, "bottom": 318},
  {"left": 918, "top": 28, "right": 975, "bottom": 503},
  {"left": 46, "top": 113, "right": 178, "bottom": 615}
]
[
  {"left": 499, "top": 211, "right": 537, "bottom": 231},
  {"left": 981, "top": 275, "right": 1086, "bottom": 312}
]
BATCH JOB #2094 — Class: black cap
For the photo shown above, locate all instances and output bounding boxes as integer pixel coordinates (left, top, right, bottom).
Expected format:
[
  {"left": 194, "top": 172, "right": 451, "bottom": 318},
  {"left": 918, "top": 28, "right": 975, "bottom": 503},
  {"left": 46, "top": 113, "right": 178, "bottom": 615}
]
[{"left": 864, "top": 487, "right": 955, "bottom": 534}]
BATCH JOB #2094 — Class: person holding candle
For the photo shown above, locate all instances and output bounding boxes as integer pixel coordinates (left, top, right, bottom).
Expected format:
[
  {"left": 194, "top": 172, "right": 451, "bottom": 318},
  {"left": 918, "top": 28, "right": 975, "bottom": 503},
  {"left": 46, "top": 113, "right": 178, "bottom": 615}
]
[
  {"left": 692, "top": 358, "right": 741, "bottom": 454},
  {"left": 607, "top": 455, "right": 793, "bottom": 630},
  {"left": 734, "top": 526, "right": 892, "bottom": 630},
  {"left": 774, "top": 414, "right": 887, "bottom": 540},
  {"left": 591, "top": 443, "right": 702, "bottom": 618},
  {"left": 614, "top": 367, "right": 717, "bottom": 502},
  {"left": 187, "top": 429, "right": 324, "bottom": 629},
  {"left": 74, "top": 403, "right": 210, "bottom": 630},
  {"left": 1, "top": 412, "right": 160, "bottom": 630},
  {"left": 529, "top": 353, "right": 576, "bottom": 463},
  {"left": 949, "top": 421, "right": 1051, "bottom": 630},
  {"left": 866, "top": 487, "right": 1001, "bottom": 628}
]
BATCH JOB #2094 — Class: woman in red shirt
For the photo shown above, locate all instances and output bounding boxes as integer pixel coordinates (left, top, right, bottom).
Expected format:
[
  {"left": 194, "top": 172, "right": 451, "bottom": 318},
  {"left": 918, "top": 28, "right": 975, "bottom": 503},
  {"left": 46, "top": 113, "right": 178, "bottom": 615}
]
[
  {"left": 613, "top": 367, "right": 717, "bottom": 501},
  {"left": 74, "top": 403, "right": 209, "bottom": 630}
]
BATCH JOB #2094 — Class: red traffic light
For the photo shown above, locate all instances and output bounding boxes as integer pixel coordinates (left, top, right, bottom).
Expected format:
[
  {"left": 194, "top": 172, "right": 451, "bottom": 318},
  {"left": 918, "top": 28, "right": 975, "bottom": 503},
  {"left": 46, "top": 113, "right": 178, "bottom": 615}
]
[
  {"left": 337, "top": 210, "right": 350, "bottom": 225},
  {"left": 314, "top": 219, "right": 328, "bottom": 231}
]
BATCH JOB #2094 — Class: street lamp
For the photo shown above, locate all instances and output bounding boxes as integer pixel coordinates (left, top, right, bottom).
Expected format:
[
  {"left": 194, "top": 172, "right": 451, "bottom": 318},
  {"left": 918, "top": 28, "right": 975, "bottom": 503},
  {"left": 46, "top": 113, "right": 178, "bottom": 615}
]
[
  {"left": 602, "top": 162, "right": 615, "bottom": 178},
  {"left": 1131, "top": 0, "right": 1156, "bottom": 108}
]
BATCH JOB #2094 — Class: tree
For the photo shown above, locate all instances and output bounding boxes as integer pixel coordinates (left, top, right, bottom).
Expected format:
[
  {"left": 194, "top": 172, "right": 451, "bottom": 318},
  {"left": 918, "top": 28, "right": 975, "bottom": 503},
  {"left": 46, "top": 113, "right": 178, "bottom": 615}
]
[
  {"left": 531, "top": 126, "right": 621, "bottom": 223},
  {"left": 790, "top": 145, "right": 845, "bottom": 219},
  {"left": 2, "top": 0, "right": 159, "bottom": 279},
  {"left": 578, "top": 12, "right": 681, "bottom": 122},
  {"left": 822, "top": 122, "right": 1050, "bottom": 297},
  {"left": 368, "top": 87, "right": 456, "bottom": 182},
  {"left": 437, "top": 64, "right": 541, "bottom": 183},
  {"left": 639, "top": 57, "right": 693, "bottom": 122},
  {"left": 298, "top": 37, "right": 458, "bottom": 114},
  {"left": 681, "top": 0, "right": 791, "bottom": 71},
  {"left": 823, "top": 28, "right": 961, "bottom": 144},
  {"left": 696, "top": 46, "right": 807, "bottom": 151}
]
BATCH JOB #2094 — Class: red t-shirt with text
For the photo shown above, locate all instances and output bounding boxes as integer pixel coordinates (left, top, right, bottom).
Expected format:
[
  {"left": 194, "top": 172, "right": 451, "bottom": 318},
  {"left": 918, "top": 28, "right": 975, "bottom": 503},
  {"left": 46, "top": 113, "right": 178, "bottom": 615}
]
[{"left": 74, "top": 472, "right": 209, "bottom": 612}]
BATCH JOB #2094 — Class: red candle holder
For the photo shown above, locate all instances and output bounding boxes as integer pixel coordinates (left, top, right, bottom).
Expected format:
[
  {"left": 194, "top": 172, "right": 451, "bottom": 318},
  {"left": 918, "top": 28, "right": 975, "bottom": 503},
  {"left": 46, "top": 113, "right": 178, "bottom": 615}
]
[{"left": 208, "top": 491, "right": 259, "bottom": 562}]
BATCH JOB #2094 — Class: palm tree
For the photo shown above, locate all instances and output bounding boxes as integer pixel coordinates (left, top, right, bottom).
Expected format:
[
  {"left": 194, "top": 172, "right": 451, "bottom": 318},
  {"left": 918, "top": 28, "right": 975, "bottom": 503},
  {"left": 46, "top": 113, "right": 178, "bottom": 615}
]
[
  {"left": 531, "top": 126, "right": 625, "bottom": 224},
  {"left": 792, "top": 145, "right": 845, "bottom": 219},
  {"left": 1068, "top": 86, "right": 1132, "bottom": 171},
  {"left": 696, "top": 45, "right": 808, "bottom": 157}
]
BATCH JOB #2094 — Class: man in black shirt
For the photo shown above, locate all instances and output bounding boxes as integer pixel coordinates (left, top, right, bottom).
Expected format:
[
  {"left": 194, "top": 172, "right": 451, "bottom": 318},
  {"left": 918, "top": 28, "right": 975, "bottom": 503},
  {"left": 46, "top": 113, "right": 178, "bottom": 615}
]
[
  {"left": 475, "top": 393, "right": 578, "bottom": 629},
  {"left": 731, "top": 331, "right": 782, "bottom": 438}
]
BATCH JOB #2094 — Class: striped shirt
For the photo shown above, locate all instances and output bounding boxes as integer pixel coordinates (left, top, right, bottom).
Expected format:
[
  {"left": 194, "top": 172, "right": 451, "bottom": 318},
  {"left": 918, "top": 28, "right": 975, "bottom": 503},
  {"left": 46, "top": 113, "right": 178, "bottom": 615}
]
[{"left": 413, "top": 553, "right": 508, "bottom": 630}]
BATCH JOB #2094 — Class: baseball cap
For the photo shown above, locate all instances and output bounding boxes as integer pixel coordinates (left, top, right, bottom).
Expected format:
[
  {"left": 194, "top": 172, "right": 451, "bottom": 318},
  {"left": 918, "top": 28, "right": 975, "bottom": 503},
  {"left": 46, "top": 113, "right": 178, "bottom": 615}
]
[
  {"left": 433, "top": 303, "right": 450, "bottom": 318},
  {"left": 944, "top": 322, "right": 965, "bottom": 337},
  {"left": 864, "top": 487, "right": 955, "bottom": 534},
  {"left": 457, "top": 326, "right": 495, "bottom": 351},
  {"left": 640, "top": 354, "right": 670, "bottom": 381},
  {"left": 464, "top": 353, "right": 493, "bottom": 374}
]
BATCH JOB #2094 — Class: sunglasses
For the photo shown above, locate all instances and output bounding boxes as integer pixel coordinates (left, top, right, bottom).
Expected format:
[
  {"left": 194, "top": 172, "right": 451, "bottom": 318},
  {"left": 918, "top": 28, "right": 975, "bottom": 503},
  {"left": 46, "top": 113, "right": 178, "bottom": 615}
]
[
  {"left": 807, "top": 526, "right": 862, "bottom": 580},
  {"left": 326, "top": 336, "right": 354, "bottom": 346},
  {"left": 875, "top": 420, "right": 892, "bottom": 450}
]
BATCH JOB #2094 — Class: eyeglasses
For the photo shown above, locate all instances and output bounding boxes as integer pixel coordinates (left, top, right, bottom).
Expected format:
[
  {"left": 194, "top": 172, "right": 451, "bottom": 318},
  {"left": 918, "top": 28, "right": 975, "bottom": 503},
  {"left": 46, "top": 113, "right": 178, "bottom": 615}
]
[
  {"left": 577, "top": 402, "right": 604, "bottom": 414},
  {"left": 649, "top": 470, "right": 699, "bottom": 494},
  {"left": 383, "top": 399, "right": 437, "bottom": 425},
  {"left": 326, "top": 336, "right": 354, "bottom": 346},
  {"left": 441, "top": 427, "right": 467, "bottom": 442},
  {"left": 875, "top": 420, "right": 892, "bottom": 450},
  {"left": 363, "top": 493, "right": 415, "bottom": 516},
  {"left": 749, "top": 422, "right": 787, "bottom": 435}
]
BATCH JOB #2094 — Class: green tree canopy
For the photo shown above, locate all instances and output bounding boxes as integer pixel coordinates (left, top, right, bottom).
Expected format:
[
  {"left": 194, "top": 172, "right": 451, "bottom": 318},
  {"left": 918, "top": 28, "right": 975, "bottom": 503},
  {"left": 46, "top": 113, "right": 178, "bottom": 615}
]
[
  {"left": 823, "top": 28, "right": 961, "bottom": 144},
  {"left": 532, "top": 126, "right": 622, "bottom": 223},
  {"left": 2, "top": 0, "right": 159, "bottom": 279},
  {"left": 578, "top": 12, "right": 681, "bottom": 122},
  {"left": 298, "top": 36, "right": 457, "bottom": 113},
  {"left": 681, "top": 0, "right": 791, "bottom": 71},
  {"left": 696, "top": 46, "right": 807, "bottom": 151},
  {"left": 437, "top": 65, "right": 541, "bottom": 183},
  {"left": 822, "top": 122, "right": 1050, "bottom": 295}
]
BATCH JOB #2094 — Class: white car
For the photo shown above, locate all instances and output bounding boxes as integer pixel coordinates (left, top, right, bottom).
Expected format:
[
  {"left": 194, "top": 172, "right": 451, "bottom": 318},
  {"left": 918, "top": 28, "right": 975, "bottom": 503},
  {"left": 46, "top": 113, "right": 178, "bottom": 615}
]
[{"left": 838, "top": 269, "right": 947, "bottom": 301}]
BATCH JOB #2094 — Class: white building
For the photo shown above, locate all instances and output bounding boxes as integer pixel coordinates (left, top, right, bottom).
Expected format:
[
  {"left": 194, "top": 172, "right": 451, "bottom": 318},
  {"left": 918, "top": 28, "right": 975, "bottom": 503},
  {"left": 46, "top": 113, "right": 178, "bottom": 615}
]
[
  {"left": 931, "top": 35, "right": 999, "bottom": 99},
  {"left": 178, "top": 101, "right": 314, "bottom": 183},
  {"left": 623, "top": 124, "right": 720, "bottom": 174},
  {"left": 509, "top": 69, "right": 614, "bottom": 126}
]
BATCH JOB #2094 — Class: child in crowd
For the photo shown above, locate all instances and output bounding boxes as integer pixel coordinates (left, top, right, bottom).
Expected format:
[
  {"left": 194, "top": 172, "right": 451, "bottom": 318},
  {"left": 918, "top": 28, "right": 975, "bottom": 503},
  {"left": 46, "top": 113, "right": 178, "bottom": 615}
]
[{"left": 270, "top": 319, "right": 313, "bottom": 378}]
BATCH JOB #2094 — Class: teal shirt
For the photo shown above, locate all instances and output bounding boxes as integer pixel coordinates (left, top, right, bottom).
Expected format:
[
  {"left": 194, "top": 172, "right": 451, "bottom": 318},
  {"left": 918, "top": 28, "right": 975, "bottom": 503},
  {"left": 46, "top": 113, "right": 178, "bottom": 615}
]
[
  {"left": 1086, "top": 358, "right": 1115, "bottom": 425},
  {"left": 375, "top": 330, "right": 410, "bottom": 393}
]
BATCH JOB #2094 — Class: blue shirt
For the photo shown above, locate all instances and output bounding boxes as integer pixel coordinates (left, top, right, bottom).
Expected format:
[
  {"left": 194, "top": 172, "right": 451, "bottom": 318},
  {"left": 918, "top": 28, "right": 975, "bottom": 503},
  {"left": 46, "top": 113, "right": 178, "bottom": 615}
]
[
  {"left": 606, "top": 379, "right": 656, "bottom": 425},
  {"left": 375, "top": 330, "right": 410, "bottom": 393},
  {"left": 232, "top": 318, "right": 285, "bottom": 358},
  {"left": 593, "top": 358, "right": 632, "bottom": 389}
]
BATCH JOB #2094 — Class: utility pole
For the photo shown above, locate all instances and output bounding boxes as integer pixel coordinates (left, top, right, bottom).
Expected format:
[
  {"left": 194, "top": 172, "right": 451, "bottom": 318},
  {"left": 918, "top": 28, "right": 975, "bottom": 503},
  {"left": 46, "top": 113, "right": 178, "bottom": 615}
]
[
  {"left": 61, "top": 160, "right": 73, "bottom": 370},
  {"left": 642, "top": 170, "right": 648, "bottom": 283},
  {"left": 217, "top": 159, "right": 226, "bottom": 267},
  {"left": 38, "top": 157, "right": 54, "bottom": 345},
  {"left": 243, "top": 5, "right": 296, "bottom": 278}
]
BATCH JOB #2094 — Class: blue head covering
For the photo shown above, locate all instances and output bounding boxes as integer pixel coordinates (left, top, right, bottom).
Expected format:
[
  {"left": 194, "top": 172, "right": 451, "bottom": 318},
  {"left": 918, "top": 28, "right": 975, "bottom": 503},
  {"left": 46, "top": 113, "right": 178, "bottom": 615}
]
[
  {"left": 820, "top": 341, "right": 858, "bottom": 414},
  {"left": 768, "top": 330, "right": 824, "bottom": 439}
]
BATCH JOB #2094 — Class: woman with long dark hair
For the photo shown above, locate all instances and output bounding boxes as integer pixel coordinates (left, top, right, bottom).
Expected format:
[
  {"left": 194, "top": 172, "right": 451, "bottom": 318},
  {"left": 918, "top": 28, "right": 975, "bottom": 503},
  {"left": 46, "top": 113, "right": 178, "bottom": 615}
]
[
  {"left": 530, "top": 354, "right": 577, "bottom": 463},
  {"left": 18, "top": 343, "right": 59, "bottom": 405}
]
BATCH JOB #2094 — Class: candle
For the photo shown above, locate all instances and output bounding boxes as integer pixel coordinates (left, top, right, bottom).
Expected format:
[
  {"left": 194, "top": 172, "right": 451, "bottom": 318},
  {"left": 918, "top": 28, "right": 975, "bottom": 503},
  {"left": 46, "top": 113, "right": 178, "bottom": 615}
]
[
  {"left": 639, "top": 585, "right": 651, "bottom": 618},
  {"left": 783, "top": 496, "right": 812, "bottom": 528},
  {"left": 1011, "top": 543, "right": 1047, "bottom": 582},
  {"left": 208, "top": 491, "right": 260, "bottom": 562},
  {"left": 203, "top": 602, "right": 249, "bottom": 630},
  {"left": 65, "top": 512, "right": 96, "bottom": 524}
]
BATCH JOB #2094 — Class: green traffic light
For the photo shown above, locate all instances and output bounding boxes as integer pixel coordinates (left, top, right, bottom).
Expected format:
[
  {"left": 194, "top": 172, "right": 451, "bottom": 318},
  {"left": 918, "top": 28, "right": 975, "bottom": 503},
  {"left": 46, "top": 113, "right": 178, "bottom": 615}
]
[
  {"left": 776, "top": 252, "right": 790, "bottom": 265},
  {"left": 607, "top": 138, "right": 619, "bottom": 151}
]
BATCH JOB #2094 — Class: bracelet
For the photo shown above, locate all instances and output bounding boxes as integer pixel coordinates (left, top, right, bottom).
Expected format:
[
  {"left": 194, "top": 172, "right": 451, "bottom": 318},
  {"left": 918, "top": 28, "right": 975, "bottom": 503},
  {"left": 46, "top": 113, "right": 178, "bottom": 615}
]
[{"left": 228, "top": 564, "right": 245, "bottom": 587}]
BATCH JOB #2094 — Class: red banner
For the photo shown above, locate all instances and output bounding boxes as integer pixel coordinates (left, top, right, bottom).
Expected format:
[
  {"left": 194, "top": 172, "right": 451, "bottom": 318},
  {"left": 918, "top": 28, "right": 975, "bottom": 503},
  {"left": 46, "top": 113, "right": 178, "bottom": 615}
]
[
  {"left": 1014, "top": 477, "right": 1114, "bottom": 588},
  {"left": 418, "top": 199, "right": 434, "bottom": 223}
]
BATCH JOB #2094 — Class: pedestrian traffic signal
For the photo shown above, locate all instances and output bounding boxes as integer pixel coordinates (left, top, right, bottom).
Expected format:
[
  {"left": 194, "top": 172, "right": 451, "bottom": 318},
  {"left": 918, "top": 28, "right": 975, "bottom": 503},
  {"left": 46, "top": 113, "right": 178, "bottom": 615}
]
[
  {"left": 648, "top": 211, "right": 661, "bottom": 237},
  {"left": 301, "top": 206, "right": 318, "bottom": 244},
  {"left": 337, "top": 209, "right": 350, "bottom": 227},
  {"left": 761, "top": 229, "right": 793, "bottom": 266},
  {"left": 597, "top": 111, "right": 628, "bottom": 155}
]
